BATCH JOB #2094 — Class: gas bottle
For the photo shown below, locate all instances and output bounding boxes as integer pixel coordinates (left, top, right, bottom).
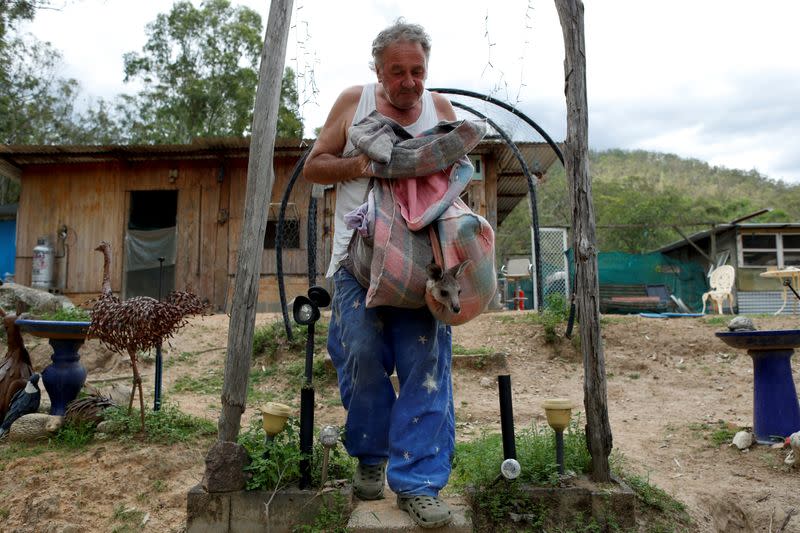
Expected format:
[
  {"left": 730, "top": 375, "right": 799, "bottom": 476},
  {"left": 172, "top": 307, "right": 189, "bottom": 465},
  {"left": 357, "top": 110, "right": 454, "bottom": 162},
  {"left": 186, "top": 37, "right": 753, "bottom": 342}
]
[{"left": 32, "top": 237, "right": 54, "bottom": 290}]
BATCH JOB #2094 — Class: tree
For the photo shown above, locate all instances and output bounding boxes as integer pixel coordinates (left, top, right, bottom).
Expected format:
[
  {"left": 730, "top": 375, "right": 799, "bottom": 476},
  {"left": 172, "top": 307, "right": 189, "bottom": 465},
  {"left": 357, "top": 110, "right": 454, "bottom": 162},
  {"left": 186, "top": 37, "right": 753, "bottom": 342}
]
[
  {"left": 119, "top": 0, "right": 303, "bottom": 143},
  {"left": 0, "top": 34, "right": 116, "bottom": 145},
  {"left": 0, "top": 0, "right": 49, "bottom": 49}
]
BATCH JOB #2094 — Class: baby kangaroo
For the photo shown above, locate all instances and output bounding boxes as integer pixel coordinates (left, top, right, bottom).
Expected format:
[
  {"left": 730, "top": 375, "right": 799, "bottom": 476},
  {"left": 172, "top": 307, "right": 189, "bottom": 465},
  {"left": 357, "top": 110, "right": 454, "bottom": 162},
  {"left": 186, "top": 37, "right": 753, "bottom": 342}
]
[{"left": 426, "top": 260, "right": 471, "bottom": 314}]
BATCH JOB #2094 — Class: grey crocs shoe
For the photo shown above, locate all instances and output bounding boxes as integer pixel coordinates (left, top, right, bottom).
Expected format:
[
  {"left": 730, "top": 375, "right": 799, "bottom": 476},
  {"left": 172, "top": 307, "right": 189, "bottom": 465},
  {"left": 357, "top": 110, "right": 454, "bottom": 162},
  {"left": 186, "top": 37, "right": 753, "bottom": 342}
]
[
  {"left": 353, "top": 461, "right": 386, "bottom": 500},
  {"left": 397, "top": 494, "right": 453, "bottom": 529}
]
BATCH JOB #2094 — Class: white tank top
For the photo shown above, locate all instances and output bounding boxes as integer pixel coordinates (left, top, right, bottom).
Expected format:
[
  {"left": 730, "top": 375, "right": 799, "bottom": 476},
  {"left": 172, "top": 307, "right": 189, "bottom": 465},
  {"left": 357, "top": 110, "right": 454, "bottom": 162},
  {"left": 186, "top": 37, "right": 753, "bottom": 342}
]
[{"left": 325, "top": 83, "right": 440, "bottom": 278}]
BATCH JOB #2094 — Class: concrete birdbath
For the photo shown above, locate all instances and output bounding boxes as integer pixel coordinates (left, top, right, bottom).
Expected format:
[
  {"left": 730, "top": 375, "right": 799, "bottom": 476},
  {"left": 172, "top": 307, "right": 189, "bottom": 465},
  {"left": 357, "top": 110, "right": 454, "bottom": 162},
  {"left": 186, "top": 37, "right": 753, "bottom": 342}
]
[
  {"left": 15, "top": 319, "right": 91, "bottom": 416},
  {"left": 715, "top": 329, "right": 800, "bottom": 443}
]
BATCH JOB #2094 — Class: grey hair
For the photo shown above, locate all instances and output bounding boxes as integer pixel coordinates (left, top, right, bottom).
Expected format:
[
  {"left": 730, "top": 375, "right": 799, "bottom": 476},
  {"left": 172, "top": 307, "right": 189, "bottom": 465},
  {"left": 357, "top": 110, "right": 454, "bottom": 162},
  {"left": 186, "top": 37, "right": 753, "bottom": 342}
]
[{"left": 370, "top": 18, "right": 431, "bottom": 71}]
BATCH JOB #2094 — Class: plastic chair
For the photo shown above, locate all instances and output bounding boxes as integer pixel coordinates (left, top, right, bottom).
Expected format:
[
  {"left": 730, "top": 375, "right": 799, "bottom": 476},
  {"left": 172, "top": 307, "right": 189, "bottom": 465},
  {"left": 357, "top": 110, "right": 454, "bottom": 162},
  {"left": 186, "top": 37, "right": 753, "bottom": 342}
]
[{"left": 701, "top": 265, "right": 735, "bottom": 314}]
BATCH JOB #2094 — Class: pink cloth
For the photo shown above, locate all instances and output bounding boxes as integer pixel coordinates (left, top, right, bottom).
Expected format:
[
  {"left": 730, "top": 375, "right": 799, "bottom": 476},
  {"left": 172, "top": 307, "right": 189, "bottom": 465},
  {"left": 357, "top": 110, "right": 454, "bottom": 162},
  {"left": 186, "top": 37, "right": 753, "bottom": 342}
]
[{"left": 392, "top": 170, "right": 451, "bottom": 230}]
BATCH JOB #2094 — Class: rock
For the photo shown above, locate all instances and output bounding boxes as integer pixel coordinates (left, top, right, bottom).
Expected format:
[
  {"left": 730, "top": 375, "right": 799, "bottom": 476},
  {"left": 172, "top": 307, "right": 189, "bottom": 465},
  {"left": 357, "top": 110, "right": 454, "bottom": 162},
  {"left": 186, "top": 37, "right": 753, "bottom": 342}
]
[
  {"left": 28, "top": 494, "right": 60, "bottom": 521},
  {"left": 479, "top": 376, "right": 494, "bottom": 388},
  {"left": 0, "top": 283, "right": 75, "bottom": 315},
  {"left": 728, "top": 316, "right": 756, "bottom": 332},
  {"left": 786, "top": 431, "right": 800, "bottom": 466},
  {"left": 8, "top": 413, "right": 63, "bottom": 442},
  {"left": 731, "top": 430, "right": 753, "bottom": 450},
  {"left": 202, "top": 441, "right": 251, "bottom": 492}
]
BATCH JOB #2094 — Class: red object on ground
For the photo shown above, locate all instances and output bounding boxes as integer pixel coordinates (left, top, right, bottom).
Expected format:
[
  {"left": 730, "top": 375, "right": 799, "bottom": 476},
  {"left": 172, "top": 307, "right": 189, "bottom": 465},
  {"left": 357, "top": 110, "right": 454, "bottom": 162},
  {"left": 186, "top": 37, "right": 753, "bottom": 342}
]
[{"left": 517, "top": 289, "right": 525, "bottom": 310}]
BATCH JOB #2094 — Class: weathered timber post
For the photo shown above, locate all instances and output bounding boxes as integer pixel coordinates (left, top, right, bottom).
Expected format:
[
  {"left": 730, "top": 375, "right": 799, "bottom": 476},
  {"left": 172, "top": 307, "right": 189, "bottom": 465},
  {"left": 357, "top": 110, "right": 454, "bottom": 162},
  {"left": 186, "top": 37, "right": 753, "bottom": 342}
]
[
  {"left": 554, "top": 0, "right": 613, "bottom": 481},
  {"left": 217, "top": 0, "right": 294, "bottom": 442}
]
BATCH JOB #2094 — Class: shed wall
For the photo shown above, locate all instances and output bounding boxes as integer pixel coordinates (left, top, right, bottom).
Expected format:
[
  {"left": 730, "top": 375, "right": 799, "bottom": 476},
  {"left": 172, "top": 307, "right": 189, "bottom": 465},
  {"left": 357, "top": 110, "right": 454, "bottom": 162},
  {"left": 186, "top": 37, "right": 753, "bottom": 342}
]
[{"left": 15, "top": 156, "right": 324, "bottom": 312}]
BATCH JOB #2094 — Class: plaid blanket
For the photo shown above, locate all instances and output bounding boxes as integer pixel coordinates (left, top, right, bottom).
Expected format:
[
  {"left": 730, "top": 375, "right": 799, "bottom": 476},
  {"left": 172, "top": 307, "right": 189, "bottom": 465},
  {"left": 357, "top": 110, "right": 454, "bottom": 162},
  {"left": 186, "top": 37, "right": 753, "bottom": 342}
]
[{"left": 344, "top": 112, "right": 496, "bottom": 323}]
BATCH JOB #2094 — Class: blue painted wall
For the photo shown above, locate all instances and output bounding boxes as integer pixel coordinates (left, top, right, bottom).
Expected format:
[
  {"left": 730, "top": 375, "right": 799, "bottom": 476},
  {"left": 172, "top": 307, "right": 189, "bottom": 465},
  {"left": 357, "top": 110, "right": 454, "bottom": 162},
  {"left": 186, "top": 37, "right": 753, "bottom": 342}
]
[{"left": 0, "top": 220, "right": 16, "bottom": 277}]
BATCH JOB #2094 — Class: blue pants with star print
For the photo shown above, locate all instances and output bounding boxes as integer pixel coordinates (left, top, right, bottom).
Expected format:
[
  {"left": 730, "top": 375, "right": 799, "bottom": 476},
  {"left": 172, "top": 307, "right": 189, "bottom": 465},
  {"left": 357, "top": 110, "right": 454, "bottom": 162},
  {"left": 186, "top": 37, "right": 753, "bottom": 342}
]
[{"left": 327, "top": 267, "right": 455, "bottom": 497}]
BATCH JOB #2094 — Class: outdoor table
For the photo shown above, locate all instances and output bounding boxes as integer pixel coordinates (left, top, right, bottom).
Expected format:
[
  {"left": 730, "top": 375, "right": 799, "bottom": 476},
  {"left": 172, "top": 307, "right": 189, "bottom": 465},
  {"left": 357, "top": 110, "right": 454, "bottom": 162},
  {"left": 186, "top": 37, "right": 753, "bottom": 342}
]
[{"left": 759, "top": 268, "right": 800, "bottom": 315}]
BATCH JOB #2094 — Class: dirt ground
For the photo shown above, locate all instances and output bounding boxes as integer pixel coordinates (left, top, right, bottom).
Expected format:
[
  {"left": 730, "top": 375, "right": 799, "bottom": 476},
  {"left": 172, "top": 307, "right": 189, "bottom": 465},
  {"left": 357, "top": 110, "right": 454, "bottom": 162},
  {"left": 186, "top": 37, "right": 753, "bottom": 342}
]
[{"left": 1, "top": 310, "right": 800, "bottom": 532}]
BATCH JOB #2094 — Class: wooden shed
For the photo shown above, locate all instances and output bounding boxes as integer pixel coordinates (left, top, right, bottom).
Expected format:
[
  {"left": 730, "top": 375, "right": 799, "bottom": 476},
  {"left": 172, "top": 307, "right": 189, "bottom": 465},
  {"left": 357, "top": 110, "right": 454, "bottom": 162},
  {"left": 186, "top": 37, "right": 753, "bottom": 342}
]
[
  {"left": 658, "top": 220, "right": 800, "bottom": 314},
  {"left": 0, "top": 138, "right": 559, "bottom": 312}
]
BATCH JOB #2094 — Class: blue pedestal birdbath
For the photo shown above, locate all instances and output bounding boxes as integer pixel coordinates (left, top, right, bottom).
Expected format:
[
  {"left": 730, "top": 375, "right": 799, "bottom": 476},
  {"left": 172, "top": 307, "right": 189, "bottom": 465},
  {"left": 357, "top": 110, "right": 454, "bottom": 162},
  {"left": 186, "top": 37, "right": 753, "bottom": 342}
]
[
  {"left": 15, "top": 319, "right": 91, "bottom": 416},
  {"left": 715, "top": 329, "right": 800, "bottom": 444}
]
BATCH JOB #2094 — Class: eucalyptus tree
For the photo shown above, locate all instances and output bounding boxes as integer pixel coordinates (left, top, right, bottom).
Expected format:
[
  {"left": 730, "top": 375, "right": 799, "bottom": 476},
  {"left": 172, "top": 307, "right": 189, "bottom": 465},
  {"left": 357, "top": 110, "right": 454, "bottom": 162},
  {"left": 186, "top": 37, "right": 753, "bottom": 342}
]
[{"left": 119, "top": 0, "right": 303, "bottom": 143}]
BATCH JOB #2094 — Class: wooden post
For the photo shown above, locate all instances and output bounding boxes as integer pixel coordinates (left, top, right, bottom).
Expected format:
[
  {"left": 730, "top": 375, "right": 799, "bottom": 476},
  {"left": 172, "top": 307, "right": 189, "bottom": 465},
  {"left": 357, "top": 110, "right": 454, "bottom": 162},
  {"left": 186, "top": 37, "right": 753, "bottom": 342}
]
[
  {"left": 217, "top": 0, "right": 294, "bottom": 442},
  {"left": 554, "top": 0, "right": 613, "bottom": 481}
]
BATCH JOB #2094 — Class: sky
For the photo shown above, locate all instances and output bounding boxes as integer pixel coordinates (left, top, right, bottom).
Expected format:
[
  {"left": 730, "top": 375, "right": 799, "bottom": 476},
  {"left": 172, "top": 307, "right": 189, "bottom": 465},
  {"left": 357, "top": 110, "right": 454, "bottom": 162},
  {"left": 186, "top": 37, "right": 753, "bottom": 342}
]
[{"left": 21, "top": 0, "right": 800, "bottom": 183}]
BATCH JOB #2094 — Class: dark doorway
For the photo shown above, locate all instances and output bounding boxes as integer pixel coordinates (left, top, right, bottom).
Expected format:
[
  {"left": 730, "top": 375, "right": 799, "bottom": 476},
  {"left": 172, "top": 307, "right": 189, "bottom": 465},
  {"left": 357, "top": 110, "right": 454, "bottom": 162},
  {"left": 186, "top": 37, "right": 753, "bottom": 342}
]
[{"left": 125, "top": 190, "right": 178, "bottom": 299}]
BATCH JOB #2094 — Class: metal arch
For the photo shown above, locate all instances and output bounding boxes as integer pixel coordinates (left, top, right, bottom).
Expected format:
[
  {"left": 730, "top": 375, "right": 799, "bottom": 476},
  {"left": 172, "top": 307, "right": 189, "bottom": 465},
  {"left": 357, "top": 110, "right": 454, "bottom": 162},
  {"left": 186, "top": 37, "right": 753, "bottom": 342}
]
[
  {"left": 278, "top": 90, "right": 572, "bottom": 338},
  {"left": 307, "top": 194, "right": 318, "bottom": 286},
  {"left": 276, "top": 147, "right": 313, "bottom": 341},
  {"left": 431, "top": 88, "right": 576, "bottom": 335},
  {"left": 427, "top": 88, "right": 565, "bottom": 166},
  {"left": 448, "top": 100, "right": 544, "bottom": 312}
]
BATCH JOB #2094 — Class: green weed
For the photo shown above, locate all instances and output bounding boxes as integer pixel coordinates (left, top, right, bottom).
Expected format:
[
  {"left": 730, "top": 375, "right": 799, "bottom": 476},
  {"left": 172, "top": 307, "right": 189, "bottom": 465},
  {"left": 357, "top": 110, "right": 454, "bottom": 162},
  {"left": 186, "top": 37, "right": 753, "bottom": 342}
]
[
  {"left": 172, "top": 372, "right": 223, "bottom": 395},
  {"left": 52, "top": 419, "right": 96, "bottom": 448},
  {"left": 35, "top": 306, "right": 91, "bottom": 321},
  {"left": 701, "top": 315, "right": 728, "bottom": 326},
  {"left": 453, "top": 344, "right": 494, "bottom": 356},
  {"left": 285, "top": 356, "right": 337, "bottom": 388},
  {"left": 238, "top": 417, "right": 355, "bottom": 492},
  {"left": 292, "top": 491, "right": 350, "bottom": 533},
  {"left": 623, "top": 471, "right": 688, "bottom": 516},
  {"left": 111, "top": 503, "right": 145, "bottom": 532},
  {"left": 101, "top": 402, "right": 216, "bottom": 444},
  {"left": 451, "top": 417, "right": 591, "bottom": 490},
  {"left": 252, "top": 319, "right": 328, "bottom": 360}
]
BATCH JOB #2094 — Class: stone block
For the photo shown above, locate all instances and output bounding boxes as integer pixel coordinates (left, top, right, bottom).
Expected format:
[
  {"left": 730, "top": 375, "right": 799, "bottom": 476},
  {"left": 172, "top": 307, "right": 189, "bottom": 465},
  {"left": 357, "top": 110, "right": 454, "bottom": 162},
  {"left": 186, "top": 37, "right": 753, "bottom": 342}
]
[
  {"left": 187, "top": 483, "right": 352, "bottom": 533},
  {"left": 202, "top": 441, "right": 250, "bottom": 492},
  {"left": 465, "top": 475, "right": 636, "bottom": 530},
  {"left": 186, "top": 484, "right": 230, "bottom": 533}
]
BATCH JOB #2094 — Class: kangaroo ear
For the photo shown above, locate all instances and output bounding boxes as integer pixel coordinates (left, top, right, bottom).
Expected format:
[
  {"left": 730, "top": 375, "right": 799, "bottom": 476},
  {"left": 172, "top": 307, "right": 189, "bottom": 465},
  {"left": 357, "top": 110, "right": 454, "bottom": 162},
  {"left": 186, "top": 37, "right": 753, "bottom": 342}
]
[
  {"left": 426, "top": 263, "right": 443, "bottom": 280},
  {"left": 451, "top": 260, "right": 472, "bottom": 278}
]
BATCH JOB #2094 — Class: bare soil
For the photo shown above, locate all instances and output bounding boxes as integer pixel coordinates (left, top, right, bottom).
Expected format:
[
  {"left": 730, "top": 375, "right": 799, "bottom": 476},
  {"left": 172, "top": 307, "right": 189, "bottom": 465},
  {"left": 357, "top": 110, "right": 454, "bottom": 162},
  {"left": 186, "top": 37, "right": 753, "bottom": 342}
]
[{"left": 2, "top": 311, "right": 800, "bottom": 532}]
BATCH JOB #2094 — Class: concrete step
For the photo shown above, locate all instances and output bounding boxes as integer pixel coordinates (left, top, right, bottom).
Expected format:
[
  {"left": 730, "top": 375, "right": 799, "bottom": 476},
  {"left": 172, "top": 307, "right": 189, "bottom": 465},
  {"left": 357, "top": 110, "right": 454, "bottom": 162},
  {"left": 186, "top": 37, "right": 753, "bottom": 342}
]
[{"left": 347, "top": 486, "right": 472, "bottom": 532}]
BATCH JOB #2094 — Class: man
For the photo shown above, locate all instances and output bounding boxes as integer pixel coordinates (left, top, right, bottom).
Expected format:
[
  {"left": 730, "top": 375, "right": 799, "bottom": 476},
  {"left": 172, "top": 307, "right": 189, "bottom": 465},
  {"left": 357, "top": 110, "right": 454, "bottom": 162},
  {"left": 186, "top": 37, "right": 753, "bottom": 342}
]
[{"left": 303, "top": 19, "right": 457, "bottom": 528}]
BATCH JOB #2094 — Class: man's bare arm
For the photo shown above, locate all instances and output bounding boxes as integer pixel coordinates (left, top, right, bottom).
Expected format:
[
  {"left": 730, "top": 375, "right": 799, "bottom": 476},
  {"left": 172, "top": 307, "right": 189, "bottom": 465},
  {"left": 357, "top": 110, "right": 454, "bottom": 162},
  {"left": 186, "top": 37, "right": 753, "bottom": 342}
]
[
  {"left": 432, "top": 92, "right": 457, "bottom": 121},
  {"left": 303, "top": 86, "right": 372, "bottom": 185}
]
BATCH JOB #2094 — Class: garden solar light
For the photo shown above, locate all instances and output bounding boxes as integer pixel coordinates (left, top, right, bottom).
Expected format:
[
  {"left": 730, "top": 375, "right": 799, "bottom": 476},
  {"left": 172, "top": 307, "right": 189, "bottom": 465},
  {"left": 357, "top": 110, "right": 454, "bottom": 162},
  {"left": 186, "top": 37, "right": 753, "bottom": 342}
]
[
  {"left": 542, "top": 398, "right": 574, "bottom": 475},
  {"left": 294, "top": 285, "right": 331, "bottom": 489},
  {"left": 261, "top": 402, "right": 292, "bottom": 440},
  {"left": 500, "top": 458, "right": 521, "bottom": 480},
  {"left": 318, "top": 424, "right": 340, "bottom": 486},
  {"left": 292, "top": 285, "right": 331, "bottom": 326}
]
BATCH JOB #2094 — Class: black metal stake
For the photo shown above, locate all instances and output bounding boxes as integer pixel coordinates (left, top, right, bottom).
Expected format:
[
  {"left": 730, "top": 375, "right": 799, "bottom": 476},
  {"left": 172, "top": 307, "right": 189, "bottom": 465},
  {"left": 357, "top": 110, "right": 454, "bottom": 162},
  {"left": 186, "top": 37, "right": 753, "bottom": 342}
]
[
  {"left": 498, "top": 375, "right": 517, "bottom": 460},
  {"left": 299, "top": 321, "right": 315, "bottom": 489},
  {"left": 555, "top": 430, "right": 565, "bottom": 474},
  {"left": 154, "top": 257, "right": 165, "bottom": 411}
]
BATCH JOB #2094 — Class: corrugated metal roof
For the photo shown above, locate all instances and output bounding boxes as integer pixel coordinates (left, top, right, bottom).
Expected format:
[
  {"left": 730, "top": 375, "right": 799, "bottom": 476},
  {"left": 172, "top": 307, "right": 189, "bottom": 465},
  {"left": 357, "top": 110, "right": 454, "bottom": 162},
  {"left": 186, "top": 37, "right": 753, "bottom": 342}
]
[
  {"left": 657, "top": 222, "right": 800, "bottom": 253},
  {"left": 0, "top": 137, "right": 313, "bottom": 165},
  {"left": 0, "top": 137, "right": 563, "bottom": 225}
]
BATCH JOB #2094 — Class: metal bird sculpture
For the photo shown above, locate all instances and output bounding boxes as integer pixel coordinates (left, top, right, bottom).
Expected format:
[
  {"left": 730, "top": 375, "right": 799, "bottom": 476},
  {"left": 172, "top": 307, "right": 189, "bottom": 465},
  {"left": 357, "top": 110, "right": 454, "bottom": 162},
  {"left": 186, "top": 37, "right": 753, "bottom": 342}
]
[
  {"left": 0, "top": 309, "right": 33, "bottom": 421},
  {"left": 87, "top": 241, "right": 208, "bottom": 432},
  {"left": 0, "top": 373, "right": 41, "bottom": 439}
]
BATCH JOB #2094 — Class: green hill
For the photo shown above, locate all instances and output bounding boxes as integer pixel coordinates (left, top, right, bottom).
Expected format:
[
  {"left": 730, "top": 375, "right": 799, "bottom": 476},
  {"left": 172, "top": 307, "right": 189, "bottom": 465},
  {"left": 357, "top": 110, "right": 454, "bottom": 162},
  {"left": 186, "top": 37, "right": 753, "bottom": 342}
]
[{"left": 497, "top": 149, "right": 800, "bottom": 258}]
